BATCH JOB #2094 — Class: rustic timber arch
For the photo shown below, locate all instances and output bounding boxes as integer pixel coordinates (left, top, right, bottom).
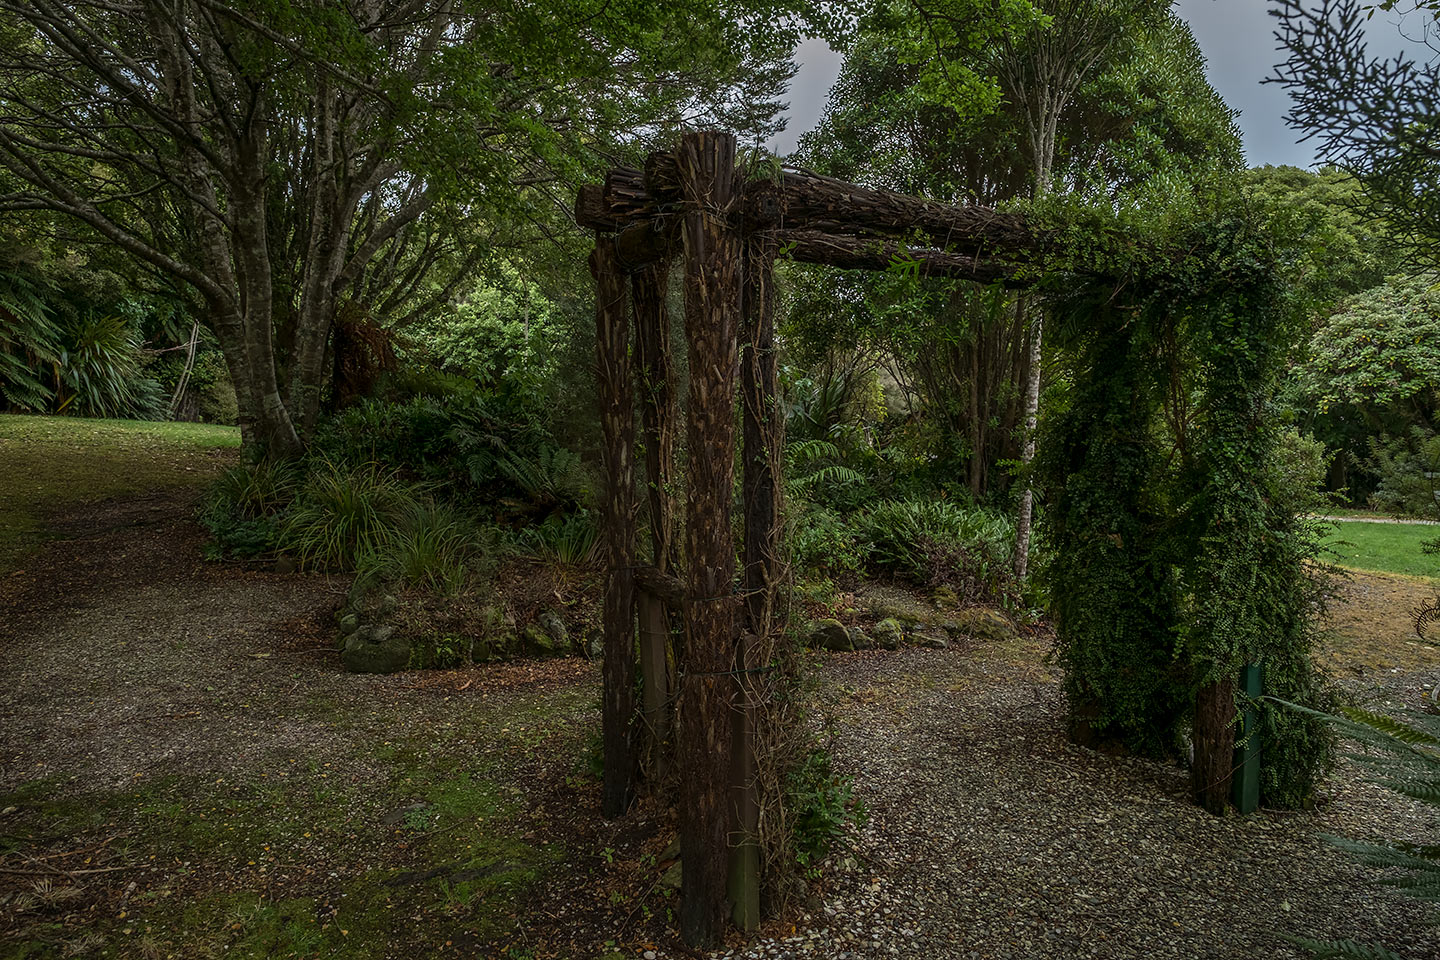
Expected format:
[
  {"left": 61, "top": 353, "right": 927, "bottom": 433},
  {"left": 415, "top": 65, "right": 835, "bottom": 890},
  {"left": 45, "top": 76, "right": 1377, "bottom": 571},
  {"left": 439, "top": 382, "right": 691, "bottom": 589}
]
[{"left": 575, "top": 130, "right": 1302, "bottom": 948}]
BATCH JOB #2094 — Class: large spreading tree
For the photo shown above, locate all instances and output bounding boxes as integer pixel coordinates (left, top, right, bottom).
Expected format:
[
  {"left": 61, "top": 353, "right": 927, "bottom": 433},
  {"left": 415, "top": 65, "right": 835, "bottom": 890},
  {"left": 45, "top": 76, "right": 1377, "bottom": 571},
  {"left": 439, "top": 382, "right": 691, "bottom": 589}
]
[
  {"left": 0, "top": 0, "right": 817, "bottom": 454},
  {"left": 791, "top": 0, "right": 1241, "bottom": 550}
]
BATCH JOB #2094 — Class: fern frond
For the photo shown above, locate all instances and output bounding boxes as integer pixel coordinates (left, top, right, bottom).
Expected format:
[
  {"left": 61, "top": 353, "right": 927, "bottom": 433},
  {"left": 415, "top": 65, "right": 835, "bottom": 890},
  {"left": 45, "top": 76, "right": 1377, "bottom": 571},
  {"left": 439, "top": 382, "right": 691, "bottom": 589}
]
[
  {"left": 1339, "top": 705, "right": 1440, "bottom": 748},
  {"left": 1287, "top": 936, "right": 1408, "bottom": 960}
]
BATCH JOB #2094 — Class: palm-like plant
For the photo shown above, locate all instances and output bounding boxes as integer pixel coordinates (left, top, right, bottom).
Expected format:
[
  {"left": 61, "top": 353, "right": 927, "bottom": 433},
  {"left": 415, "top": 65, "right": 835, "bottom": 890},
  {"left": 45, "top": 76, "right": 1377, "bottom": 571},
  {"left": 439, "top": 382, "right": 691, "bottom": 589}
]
[{"left": 1282, "top": 700, "right": 1440, "bottom": 960}]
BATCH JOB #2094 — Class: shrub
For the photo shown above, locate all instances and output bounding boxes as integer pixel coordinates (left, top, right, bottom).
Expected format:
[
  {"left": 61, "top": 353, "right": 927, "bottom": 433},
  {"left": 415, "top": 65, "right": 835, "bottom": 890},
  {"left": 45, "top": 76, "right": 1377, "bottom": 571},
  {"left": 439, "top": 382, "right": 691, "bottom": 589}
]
[
  {"left": 514, "top": 509, "right": 599, "bottom": 566},
  {"left": 282, "top": 462, "right": 419, "bottom": 571},
  {"left": 1366, "top": 429, "right": 1440, "bottom": 518},
  {"left": 788, "top": 506, "right": 865, "bottom": 579},
  {"left": 56, "top": 314, "right": 165, "bottom": 419},
  {"left": 0, "top": 266, "right": 62, "bottom": 411},
  {"left": 785, "top": 748, "right": 863, "bottom": 875},
  {"left": 854, "top": 498, "right": 1017, "bottom": 601},
  {"left": 1282, "top": 701, "right": 1440, "bottom": 959}
]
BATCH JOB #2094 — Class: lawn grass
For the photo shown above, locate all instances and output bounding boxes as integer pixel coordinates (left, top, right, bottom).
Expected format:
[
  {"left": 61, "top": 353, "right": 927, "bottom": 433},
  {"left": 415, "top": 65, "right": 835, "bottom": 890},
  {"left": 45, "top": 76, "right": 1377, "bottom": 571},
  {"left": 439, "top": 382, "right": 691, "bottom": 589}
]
[
  {"left": 0, "top": 413, "right": 239, "bottom": 569},
  {"left": 1322, "top": 520, "right": 1440, "bottom": 579}
]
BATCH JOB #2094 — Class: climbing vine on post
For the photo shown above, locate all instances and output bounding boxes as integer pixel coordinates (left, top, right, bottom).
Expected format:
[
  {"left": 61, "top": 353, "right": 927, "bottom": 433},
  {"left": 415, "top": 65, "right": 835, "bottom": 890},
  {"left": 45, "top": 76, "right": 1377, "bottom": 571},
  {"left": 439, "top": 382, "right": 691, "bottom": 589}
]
[{"left": 1035, "top": 200, "right": 1336, "bottom": 810}]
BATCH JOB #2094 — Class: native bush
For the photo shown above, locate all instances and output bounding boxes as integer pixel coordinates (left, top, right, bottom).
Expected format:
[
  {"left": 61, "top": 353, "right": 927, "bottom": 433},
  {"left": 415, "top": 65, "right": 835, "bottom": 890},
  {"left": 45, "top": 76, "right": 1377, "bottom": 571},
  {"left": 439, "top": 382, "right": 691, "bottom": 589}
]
[
  {"left": 199, "top": 459, "right": 303, "bottom": 558},
  {"left": 310, "top": 387, "right": 584, "bottom": 520},
  {"left": 854, "top": 498, "right": 1016, "bottom": 595},
  {"left": 56, "top": 314, "right": 165, "bottom": 419},
  {"left": 788, "top": 506, "right": 865, "bottom": 579},
  {"left": 1281, "top": 701, "right": 1440, "bottom": 960},
  {"left": 513, "top": 509, "right": 600, "bottom": 566},
  {"left": 1366, "top": 429, "right": 1440, "bottom": 518},
  {"left": 0, "top": 266, "right": 62, "bottom": 412}
]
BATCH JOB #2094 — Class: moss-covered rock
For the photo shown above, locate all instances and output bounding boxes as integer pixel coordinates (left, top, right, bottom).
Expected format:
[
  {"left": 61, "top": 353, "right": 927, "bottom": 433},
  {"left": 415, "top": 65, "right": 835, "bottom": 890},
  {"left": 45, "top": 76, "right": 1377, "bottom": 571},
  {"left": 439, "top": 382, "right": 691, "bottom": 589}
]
[
  {"left": 341, "top": 624, "right": 412, "bottom": 674},
  {"left": 806, "top": 618, "right": 853, "bottom": 652},
  {"left": 872, "top": 618, "right": 904, "bottom": 650},
  {"left": 946, "top": 607, "right": 1017, "bottom": 642}
]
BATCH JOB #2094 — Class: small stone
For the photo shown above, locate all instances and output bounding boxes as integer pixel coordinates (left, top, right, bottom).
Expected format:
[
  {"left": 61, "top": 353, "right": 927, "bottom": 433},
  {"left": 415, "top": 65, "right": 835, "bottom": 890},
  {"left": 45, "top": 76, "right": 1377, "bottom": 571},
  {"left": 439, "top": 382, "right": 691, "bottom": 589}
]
[
  {"left": 660, "top": 859, "right": 682, "bottom": 890},
  {"left": 338, "top": 613, "right": 360, "bottom": 636},
  {"left": 272, "top": 556, "right": 298, "bottom": 575}
]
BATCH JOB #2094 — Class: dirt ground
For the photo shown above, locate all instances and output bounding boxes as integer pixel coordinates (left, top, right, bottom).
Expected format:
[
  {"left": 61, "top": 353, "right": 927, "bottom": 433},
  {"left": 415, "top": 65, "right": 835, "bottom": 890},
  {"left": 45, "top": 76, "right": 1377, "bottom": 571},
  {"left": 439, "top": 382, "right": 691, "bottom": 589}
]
[{"left": 1, "top": 488, "right": 1437, "bottom": 959}]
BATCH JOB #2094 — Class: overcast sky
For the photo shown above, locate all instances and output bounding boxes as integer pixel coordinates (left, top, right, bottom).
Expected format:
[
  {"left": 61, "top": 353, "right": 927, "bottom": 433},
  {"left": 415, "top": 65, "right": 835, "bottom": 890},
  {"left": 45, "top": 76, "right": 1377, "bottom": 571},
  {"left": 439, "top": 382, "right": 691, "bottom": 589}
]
[{"left": 768, "top": 0, "right": 1435, "bottom": 168}]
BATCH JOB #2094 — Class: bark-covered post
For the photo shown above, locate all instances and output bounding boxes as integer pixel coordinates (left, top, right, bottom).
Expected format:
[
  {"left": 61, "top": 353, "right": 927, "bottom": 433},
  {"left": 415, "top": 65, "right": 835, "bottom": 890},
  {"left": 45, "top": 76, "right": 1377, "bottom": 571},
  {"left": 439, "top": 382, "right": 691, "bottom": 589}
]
[
  {"left": 675, "top": 130, "right": 742, "bottom": 948},
  {"left": 633, "top": 256, "right": 677, "bottom": 780},
  {"left": 591, "top": 237, "right": 637, "bottom": 819},
  {"left": 728, "top": 236, "right": 780, "bottom": 930},
  {"left": 1192, "top": 677, "right": 1237, "bottom": 815}
]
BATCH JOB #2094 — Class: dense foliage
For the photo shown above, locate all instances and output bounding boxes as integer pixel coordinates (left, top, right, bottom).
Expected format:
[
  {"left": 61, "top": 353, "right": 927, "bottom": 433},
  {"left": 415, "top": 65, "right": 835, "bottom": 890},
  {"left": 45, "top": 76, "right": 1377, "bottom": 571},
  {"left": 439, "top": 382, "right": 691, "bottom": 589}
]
[{"left": 1034, "top": 191, "right": 1336, "bottom": 804}]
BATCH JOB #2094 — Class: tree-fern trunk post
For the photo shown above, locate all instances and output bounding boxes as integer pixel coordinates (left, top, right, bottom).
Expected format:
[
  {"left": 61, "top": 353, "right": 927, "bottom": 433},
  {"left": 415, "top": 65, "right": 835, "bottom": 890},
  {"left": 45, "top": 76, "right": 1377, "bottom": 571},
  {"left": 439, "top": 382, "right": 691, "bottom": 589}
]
[
  {"left": 730, "top": 236, "right": 779, "bottom": 930},
  {"left": 591, "top": 236, "right": 637, "bottom": 819},
  {"left": 633, "top": 256, "right": 676, "bottom": 782},
  {"left": 676, "top": 130, "right": 741, "bottom": 949},
  {"left": 1192, "top": 676, "right": 1237, "bottom": 816}
]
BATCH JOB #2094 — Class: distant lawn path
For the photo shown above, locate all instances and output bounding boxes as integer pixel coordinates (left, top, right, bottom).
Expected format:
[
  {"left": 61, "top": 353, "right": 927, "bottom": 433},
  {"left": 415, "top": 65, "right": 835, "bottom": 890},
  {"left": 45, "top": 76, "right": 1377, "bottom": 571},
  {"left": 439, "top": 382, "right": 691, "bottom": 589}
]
[{"left": 0, "top": 414, "right": 238, "bottom": 571}]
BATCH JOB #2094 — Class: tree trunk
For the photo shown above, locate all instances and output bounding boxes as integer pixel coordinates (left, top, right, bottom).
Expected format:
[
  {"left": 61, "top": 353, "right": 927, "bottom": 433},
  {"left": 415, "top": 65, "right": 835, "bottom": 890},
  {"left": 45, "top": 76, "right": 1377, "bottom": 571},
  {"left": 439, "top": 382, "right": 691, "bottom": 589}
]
[
  {"left": 633, "top": 257, "right": 677, "bottom": 781},
  {"left": 1013, "top": 298, "right": 1042, "bottom": 579},
  {"left": 1192, "top": 676, "right": 1237, "bottom": 816},
  {"left": 675, "top": 131, "right": 741, "bottom": 949},
  {"left": 592, "top": 237, "right": 637, "bottom": 819}
]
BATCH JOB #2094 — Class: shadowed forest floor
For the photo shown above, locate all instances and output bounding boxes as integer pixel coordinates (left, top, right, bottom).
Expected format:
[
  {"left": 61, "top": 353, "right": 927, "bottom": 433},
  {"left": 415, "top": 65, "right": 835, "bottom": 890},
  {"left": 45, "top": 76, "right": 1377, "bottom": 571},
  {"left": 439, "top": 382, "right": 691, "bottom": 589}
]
[{"left": 1, "top": 421, "right": 1437, "bottom": 959}]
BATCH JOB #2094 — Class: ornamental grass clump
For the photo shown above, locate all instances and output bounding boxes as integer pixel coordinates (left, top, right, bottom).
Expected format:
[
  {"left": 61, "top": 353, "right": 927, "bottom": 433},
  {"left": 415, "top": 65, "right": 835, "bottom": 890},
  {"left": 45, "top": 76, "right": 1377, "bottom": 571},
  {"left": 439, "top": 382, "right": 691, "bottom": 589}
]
[{"left": 281, "top": 461, "right": 419, "bottom": 571}]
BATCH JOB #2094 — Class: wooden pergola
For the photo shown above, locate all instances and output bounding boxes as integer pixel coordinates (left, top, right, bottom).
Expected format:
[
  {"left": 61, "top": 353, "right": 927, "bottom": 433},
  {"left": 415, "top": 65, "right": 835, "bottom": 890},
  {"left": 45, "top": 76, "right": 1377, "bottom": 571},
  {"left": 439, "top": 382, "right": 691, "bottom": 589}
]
[{"left": 576, "top": 130, "right": 1076, "bottom": 947}]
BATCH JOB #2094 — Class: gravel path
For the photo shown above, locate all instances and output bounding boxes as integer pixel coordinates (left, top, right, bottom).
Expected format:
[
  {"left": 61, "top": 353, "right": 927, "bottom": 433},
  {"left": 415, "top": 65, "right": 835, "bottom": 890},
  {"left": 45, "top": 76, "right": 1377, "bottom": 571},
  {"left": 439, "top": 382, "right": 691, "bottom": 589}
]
[
  {"left": 719, "top": 643, "right": 1439, "bottom": 960},
  {"left": 1318, "top": 514, "right": 1440, "bottom": 526},
  {"left": 3, "top": 491, "right": 1436, "bottom": 958}
]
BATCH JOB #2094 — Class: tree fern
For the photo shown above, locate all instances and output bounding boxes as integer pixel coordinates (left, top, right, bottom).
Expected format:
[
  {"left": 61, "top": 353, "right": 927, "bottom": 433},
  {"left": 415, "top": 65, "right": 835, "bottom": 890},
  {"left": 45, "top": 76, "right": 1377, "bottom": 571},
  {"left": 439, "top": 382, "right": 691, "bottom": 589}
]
[
  {"left": 1288, "top": 937, "right": 1408, "bottom": 960},
  {"left": 0, "top": 266, "right": 61, "bottom": 411},
  {"left": 1277, "top": 699, "right": 1440, "bottom": 957}
]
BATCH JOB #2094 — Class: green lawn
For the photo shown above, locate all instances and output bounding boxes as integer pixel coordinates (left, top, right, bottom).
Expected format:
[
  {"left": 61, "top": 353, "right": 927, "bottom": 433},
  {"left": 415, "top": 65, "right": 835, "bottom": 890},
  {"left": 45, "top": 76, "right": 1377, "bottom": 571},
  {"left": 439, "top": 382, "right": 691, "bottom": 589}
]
[
  {"left": 1322, "top": 520, "right": 1440, "bottom": 579},
  {"left": 0, "top": 413, "right": 239, "bottom": 569}
]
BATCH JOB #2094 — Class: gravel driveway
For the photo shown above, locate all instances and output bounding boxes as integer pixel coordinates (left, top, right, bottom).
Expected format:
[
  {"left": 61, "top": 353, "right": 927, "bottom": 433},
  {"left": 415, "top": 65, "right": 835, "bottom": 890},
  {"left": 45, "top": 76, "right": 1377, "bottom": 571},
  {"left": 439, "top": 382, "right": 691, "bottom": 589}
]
[{"left": 718, "top": 643, "right": 1437, "bottom": 960}]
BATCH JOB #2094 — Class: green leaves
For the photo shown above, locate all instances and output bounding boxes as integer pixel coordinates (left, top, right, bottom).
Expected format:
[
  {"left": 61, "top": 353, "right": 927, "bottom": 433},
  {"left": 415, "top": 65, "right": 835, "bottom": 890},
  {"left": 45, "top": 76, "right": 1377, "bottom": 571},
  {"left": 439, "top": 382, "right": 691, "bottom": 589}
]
[{"left": 1300, "top": 274, "right": 1440, "bottom": 414}]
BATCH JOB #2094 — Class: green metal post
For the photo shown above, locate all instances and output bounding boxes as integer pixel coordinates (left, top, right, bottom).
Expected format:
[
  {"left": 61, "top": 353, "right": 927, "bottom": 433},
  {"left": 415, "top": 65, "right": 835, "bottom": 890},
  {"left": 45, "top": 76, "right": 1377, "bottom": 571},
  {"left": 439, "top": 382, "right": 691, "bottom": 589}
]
[{"left": 1232, "top": 663, "right": 1262, "bottom": 814}]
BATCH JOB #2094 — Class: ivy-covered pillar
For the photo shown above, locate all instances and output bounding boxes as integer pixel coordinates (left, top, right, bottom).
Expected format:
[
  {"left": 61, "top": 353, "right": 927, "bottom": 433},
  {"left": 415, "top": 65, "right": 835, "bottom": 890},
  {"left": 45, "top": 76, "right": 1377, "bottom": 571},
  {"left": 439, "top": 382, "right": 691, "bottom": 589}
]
[{"left": 1039, "top": 303, "right": 1188, "bottom": 760}]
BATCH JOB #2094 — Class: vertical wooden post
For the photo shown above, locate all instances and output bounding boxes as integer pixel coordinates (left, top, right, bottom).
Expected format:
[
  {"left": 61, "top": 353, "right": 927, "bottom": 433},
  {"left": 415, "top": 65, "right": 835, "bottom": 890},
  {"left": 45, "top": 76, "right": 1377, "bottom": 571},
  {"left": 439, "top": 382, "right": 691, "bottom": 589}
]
[
  {"left": 729, "top": 236, "right": 779, "bottom": 930},
  {"left": 591, "top": 237, "right": 637, "bottom": 819},
  {"left": 633, "top": 257, "right": 677, "bottom": 780},
  {"left": 675, "top": 130, "right": 741, "bottom": 948},
  {"left": 1232, "top": 663, "right": 1262, "bottom": 814},
  {"left": 1192, "top": 675, "right": 1237, "bottom": 816}
]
